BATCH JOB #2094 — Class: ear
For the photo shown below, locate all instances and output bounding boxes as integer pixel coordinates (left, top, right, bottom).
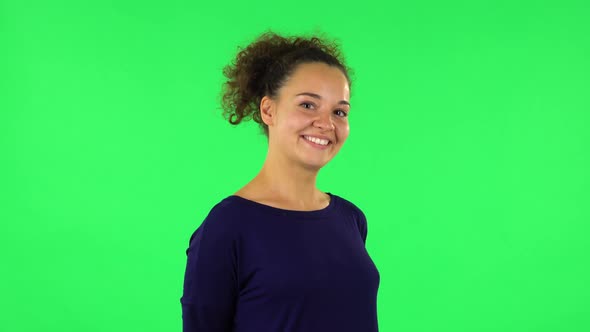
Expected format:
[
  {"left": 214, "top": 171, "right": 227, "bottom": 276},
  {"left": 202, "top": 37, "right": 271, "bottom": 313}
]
[{"left": 259, "top": 95, "right": 276, "bottom": 126}]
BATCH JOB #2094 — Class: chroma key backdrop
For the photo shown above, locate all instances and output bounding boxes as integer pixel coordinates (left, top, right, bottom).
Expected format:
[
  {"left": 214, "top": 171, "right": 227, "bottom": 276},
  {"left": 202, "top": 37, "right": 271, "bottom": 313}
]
[{"left": 1, "top": 0, "right": 588, "bottom": 331}]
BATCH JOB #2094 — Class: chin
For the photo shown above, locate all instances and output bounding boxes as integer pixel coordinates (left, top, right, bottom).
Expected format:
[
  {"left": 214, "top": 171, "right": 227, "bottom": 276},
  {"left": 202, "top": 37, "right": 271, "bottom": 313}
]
[{"left": 307, "top": 158, "right": 333, "bottom": 170}]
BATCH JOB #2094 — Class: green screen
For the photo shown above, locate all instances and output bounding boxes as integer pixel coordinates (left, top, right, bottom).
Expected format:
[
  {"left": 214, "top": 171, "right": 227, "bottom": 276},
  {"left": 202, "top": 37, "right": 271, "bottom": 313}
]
[{"left": 1, "top": 0, "right": 588, "bottom": 331}]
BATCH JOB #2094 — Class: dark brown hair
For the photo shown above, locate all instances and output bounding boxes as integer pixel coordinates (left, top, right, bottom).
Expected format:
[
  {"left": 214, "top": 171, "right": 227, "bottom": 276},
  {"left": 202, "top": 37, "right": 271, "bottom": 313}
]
[{"left": 220, "top": 30, "right": 353, "bottom": 138}]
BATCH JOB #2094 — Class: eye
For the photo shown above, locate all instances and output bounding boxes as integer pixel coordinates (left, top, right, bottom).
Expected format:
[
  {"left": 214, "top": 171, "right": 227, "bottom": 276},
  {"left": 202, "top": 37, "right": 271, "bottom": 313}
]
[
  {"left": 334, "top": 109, "right": 348, "bottom": 117},
  {"left": 300, "top": 102, "right": 314, "bottom": 109}
]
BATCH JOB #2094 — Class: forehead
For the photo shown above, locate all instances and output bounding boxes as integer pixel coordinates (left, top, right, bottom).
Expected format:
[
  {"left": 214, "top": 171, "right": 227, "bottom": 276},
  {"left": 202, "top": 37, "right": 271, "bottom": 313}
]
[{"left": 281, "top": 62, "right": 350, "bottom": 97}]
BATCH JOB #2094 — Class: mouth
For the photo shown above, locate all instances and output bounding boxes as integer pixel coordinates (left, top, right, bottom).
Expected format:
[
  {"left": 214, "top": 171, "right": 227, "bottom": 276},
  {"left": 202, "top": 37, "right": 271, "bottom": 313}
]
[{"left": 300, "top": 135, "right": 332, "bottom": 150}]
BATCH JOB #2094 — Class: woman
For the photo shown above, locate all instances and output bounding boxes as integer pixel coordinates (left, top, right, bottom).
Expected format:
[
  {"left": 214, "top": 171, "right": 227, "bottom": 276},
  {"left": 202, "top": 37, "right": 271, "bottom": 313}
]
[{"left": 181, "top": 30, "right": 380, "bottom": 332}]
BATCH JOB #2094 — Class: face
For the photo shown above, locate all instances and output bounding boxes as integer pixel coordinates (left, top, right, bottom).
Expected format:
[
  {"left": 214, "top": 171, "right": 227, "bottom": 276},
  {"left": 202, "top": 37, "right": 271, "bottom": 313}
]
[{"left": 260, "top": 62, "right": 351, "bottom": 171}]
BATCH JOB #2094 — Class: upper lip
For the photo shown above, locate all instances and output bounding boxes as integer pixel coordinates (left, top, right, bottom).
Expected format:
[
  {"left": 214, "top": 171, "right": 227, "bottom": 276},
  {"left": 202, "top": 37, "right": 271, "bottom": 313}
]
[{"left": 301, "top": 134, "right": 333, "bottom": 143}]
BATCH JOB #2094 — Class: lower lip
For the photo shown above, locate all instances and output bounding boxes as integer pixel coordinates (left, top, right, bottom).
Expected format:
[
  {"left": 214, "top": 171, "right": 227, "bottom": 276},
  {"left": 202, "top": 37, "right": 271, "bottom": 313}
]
[{"left": 301, "top": 136, "right": 331, "bottom": 150}]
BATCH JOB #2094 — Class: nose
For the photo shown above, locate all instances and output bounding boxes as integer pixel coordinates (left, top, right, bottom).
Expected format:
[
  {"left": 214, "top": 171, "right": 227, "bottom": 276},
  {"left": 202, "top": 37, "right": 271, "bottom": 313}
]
[{"left": 313, "top": 111, "right": 335, "bottom": 131}]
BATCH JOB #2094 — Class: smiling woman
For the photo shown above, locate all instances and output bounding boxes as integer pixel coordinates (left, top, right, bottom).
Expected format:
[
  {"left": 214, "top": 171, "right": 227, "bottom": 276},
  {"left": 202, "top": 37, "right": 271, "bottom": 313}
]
[{"left": 180, "top": 30, "right": 380, "bottom": 332}]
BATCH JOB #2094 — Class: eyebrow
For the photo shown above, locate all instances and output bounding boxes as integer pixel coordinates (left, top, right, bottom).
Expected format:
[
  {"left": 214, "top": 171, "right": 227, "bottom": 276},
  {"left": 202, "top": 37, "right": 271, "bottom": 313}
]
[{"left": 295, "top": 92, "right": 351, "bottom": 107}]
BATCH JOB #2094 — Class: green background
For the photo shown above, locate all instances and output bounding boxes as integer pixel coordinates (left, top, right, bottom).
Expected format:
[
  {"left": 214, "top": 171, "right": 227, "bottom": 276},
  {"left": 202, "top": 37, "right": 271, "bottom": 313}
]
[{"left": 1, "top": 0, "right": 589, "bottom": 331}]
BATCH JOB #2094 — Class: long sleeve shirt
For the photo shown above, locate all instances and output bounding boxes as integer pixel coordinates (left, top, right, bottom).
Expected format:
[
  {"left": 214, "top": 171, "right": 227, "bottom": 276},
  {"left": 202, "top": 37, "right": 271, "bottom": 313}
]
[{"left": 180, "top": 192, "right": 380, "bottom": 331}]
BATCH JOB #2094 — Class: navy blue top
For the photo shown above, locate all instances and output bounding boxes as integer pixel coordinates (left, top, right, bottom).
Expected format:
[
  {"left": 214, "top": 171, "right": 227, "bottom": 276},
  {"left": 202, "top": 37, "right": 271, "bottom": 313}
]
[{"left": 180, "top": 192, "right": 380, "bottom": 332}]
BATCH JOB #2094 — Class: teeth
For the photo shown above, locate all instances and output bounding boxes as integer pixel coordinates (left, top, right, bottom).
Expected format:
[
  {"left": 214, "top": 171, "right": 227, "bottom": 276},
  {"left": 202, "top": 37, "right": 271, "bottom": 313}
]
[{"left": 304, "top": 135, "right": 329, "bottom": 146}]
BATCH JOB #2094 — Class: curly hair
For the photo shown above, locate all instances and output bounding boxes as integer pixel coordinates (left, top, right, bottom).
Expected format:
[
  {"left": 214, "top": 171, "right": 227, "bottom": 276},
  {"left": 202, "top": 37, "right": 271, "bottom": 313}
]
[{"left": 220, "top": 30, "right": 353, "bottom": 138}]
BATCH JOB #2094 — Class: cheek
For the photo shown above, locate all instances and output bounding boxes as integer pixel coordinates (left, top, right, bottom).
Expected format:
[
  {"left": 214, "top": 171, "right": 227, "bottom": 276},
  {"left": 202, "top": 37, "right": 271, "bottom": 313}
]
[
  {"left": 288, "top": 112, "right": 313, "bottom": 130},
  {"left": 337, "top": 123, "right": 350, "bottom": 141},
  {"left": 280, "top": 116, "right": 307, "bottom": 143}
]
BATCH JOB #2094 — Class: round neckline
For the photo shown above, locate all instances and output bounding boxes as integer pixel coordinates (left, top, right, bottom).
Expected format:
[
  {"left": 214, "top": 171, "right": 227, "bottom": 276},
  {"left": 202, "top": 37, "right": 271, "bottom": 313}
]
[{"left": 227, "top": 192, "right": 337, "bottom": 219}]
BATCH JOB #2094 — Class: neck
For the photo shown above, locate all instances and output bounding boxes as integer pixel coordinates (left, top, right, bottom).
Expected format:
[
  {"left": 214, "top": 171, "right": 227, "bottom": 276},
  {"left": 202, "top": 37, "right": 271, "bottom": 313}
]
[{"left": 252, "top": 149, "right": 325, "bottom": 209}]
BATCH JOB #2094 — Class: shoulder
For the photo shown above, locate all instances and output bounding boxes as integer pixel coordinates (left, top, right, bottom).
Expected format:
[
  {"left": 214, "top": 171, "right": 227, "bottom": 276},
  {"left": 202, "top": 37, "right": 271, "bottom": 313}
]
[
  {"left": 330, "top": 193, "right": 367, "bottom": 224},
  {"left": 331, "top": 193, "right": 369, "bottom": 243},
  {"left": 332, "top": 193, "right": 365, "bottom": 214},
  {"left": 186, "top": 196, "right": 246, "bottom": 247},
  {"left": 207, "top": 196, "right": 245, "bottom": 220}
]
